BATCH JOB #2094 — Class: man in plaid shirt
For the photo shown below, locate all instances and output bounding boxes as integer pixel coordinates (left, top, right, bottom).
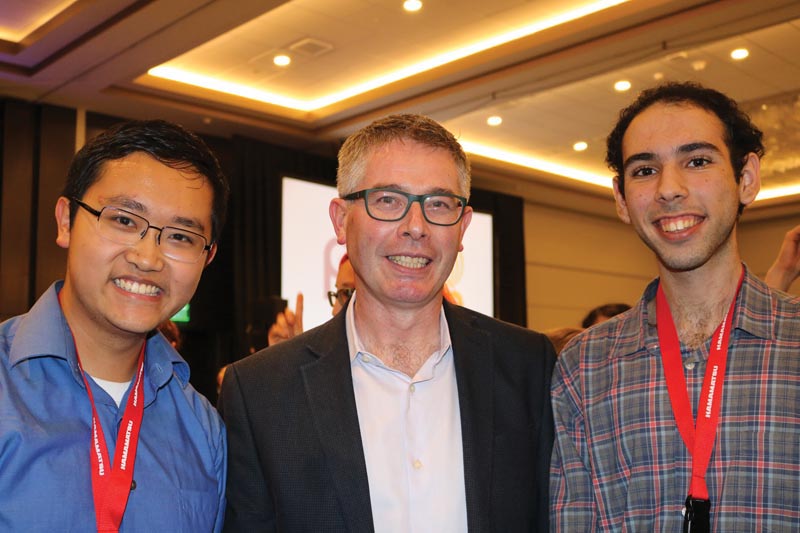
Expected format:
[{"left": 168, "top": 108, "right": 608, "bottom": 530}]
[{"left": 550, "top": 82, "right": 800, "bottom": 531}]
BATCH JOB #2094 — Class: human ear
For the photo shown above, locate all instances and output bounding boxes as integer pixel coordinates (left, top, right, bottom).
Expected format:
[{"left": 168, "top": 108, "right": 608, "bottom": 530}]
[
  {"left": 612, "top": 177, "right": 631, "bottom": 224},
  {"left": 55, "top": 196, "right": 72, "bottom": 249}
]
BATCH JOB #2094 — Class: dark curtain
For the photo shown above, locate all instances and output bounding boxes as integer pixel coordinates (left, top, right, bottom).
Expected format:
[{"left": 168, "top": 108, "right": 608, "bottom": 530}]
[{"left": 229, "top": 137, "right": 337, "bottom": 360}]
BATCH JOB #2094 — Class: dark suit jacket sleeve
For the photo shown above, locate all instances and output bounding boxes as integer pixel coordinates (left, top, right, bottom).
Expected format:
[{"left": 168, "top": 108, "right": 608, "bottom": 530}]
[
  {"left": 218, "top": 363, "right": 275, "bottom": 532},
  {"left": 535, "top": 335, "right": 557, "bottom": 532}
]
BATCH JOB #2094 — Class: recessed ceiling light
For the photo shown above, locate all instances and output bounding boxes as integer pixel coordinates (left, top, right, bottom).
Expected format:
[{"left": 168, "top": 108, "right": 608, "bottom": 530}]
[
  {"left": 573, "top": 141, "right": 588, "bottom": 152},
  {"left": 403, "top": 0, "right": 422, "bottom": 12},
  {"left": 614, "top": 80, "right": 631, "bottom": 92},
  {"left": 487, "top": 115, "right": 502, "bottom": 126},
  {"left": 273, "top": 54, "right": 291, "bottom": 67},
  {"left": 761, "top": 104, "right": 768, "bottom": 111},
  {"left": 653, "top": 72, "right": 664, "bottom": 81},
  {"left": 730, "top": 48, "right": 749, "bottom": 60},
  {"left": 202, "top": 117, "right": 212, "bottom": 125},
  {"left": 691, "top": 60, "right": 706, "bottom": 72}
]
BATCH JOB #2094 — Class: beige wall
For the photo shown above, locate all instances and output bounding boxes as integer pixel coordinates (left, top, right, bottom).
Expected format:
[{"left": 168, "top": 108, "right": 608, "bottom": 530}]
[
  {"left": 523, "top": 199, "right": 800, "bottom": 332},
  {"left": 524, "top": 202, "right": 655, "bottom": 331}
]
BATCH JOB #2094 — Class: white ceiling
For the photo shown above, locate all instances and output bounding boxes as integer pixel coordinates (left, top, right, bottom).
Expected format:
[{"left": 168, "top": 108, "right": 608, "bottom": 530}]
[{"left": 1, "top": 0, "right": 799, "bottom": 217}]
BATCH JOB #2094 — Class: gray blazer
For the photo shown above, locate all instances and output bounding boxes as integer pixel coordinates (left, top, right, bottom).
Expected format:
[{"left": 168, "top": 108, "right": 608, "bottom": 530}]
[{"left": 219, "top": 301, "right": 555, "bottom": 532}]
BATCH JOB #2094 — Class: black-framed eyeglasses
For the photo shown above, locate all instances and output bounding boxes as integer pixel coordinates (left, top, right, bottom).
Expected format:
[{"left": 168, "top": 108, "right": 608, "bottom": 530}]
[
  {"left": 327, "top": 288, "right": 355, "bottom": 307},
  {"left": 343, "top": 188, "right": 467, "bottom": 226},
  {"left": 71, "top": 198, "right": 213, "bottom": 264}
]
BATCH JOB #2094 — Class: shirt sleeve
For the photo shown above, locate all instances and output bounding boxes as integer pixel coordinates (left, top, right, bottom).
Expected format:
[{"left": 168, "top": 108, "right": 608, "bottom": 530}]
[
  {"left": 217, "top": 363, "right": 276, "bottom": 532},
  {"left": 213, "top": 414, "right": 227, "bottom": 533},
  {"left": 549, "top": 352, "right": 596, "bottom": 531}
]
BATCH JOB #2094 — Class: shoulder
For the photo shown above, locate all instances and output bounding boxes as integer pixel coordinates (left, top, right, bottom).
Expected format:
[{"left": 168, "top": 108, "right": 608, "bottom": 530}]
[{"left": 230, "top": 313, "right": 347, "bottom": 386}]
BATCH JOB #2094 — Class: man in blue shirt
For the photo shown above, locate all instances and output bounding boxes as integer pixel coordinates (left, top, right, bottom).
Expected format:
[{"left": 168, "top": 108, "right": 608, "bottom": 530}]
[{"left": 0, "top": 120, "right": 229, "bottom": 531}]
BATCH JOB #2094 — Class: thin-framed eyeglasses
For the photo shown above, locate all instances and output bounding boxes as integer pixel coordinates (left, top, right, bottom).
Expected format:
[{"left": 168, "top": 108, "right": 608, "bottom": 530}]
[
  {"left": 70, "top": 198, "right": 212, "bottom": 263},
  {"left": 343, "top": 188, "right": 467, "bottom": 226},
  {"left": 327, "top": 288, "right": 355, "bottom": 307}
]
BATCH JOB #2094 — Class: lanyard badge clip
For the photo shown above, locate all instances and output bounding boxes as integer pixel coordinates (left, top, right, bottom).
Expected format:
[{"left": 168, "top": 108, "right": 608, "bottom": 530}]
[{"left": 683, "top": 496, "right": 711, "bottom": 533}]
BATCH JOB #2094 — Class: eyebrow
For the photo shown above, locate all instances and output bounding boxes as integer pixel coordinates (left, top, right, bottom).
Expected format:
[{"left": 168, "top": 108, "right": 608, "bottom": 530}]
[
  {"left": 103, "top": 195, "right": 207, "bottom": 232},
  {"left": 372, "top": 184, "right": 458, "bottom": 196},
  {"left": 622, "top": 141, "right": 723, "bottom": 173}
]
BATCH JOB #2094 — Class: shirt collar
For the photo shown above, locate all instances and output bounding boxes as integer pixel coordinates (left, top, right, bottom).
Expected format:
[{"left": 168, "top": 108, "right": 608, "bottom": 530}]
[
  {"left": 611, "top": 264, "right": 773, "bottom": 359},
  {"left": 9, "top": 281, "right": 189, "bottom": 393},
  {"left": 345, "top": 293, "right": 452, "bottom": 366}
]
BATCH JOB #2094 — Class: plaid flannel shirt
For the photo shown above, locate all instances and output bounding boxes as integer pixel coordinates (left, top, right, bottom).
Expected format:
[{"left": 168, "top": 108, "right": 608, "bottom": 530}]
[{"left": 550, "top": 267, "right": 800, "bottom": 532}]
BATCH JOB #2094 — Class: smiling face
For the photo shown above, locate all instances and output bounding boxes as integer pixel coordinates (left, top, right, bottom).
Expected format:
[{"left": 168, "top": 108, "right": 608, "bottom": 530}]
[
  {"left": 613, "top": 102, "right": 760, "bottom": 274},
  {"left": 55, "top": 152, "right": 216, "bottom": 343},
  {"left": 330, "top": 139, "right": 472, "bottom": 313}
]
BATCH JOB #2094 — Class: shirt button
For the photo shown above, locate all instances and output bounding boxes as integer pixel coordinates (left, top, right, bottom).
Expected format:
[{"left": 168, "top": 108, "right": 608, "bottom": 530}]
[
  {"left": 362, "top": 354, "right": 371, "bottom": 363},
  {"left": 410, "top": 384, "right": 416, "bottom": 393},
  {"left": 684, "top": 362, "right": 696, "bottom": 370},
  {"left": 130, "top": 480, "right": 137, "bottom": 491},
  {"left": 413, "top": 459, "right": 423, "bottom": 470}
]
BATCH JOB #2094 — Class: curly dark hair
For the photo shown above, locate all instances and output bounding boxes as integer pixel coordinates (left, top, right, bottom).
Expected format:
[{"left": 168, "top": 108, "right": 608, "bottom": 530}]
[
  {"left": 62, "top": 119, "right": 229, "bottom": 243},
  {"left": 606, "top": 82, "right": 764, "bottom": 201}
]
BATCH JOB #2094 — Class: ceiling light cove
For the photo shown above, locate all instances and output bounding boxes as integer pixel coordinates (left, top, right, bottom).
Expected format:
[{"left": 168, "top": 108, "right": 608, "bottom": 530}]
[
  {"left": 460, "top": 140, "right": 613, "bottom": 189},
  {"left": 147, "top": 0, "right": 630, "bottom": 112}
]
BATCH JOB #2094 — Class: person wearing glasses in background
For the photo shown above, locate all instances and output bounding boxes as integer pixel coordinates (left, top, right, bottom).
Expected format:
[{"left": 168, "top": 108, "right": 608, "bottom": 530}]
[
  {"left": 0, "top": 120, "right": 228, "bottom": 531},
  {"left": 267, "top": 254, "right": 356, "bottom": 346},
  {"left": 220, "top": 114, "right": 555, "bottom": 532}
]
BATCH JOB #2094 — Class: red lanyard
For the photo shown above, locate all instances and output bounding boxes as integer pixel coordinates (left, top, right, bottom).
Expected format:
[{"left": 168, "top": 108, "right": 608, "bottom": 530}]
[
  {"left": 76, "top": 343, "right": 146, "bottom": 532},
  {"left": 656, "top": 268, "right": 743, "bottom": 501}
]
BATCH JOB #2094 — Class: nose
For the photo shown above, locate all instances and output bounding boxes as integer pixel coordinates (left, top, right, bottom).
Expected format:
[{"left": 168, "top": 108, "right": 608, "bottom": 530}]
[
  {"left": 125, "top": 227, "right": 165, "bottom": 271},
  {"left": 399, "top": 200, "right": 430, "bottom": 239},
  {"left": 656, "top": 164, "right": 688, "bottom": 203}
]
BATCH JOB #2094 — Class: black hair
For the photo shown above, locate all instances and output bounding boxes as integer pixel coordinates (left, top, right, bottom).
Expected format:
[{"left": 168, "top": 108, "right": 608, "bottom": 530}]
[
  {"left": 581, "top": 303, "right": 631, "bottom": 329},
  {"left": 62, "top": 119, "right": 229, "bottom": 242}
]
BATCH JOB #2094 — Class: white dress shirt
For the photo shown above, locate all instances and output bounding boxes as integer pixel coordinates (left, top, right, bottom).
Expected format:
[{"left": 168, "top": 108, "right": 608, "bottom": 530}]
[{"left": 346, "top": 296, "right": 468, "bottom": 532}]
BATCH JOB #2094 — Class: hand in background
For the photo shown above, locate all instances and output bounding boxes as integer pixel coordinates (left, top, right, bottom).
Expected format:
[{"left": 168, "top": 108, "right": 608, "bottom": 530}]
[
  {"left": 267, "top": 293, "right": 304, "bottom": 346},
  {"left": 765, "top": 225, "right": 800, "bottom": 293}
]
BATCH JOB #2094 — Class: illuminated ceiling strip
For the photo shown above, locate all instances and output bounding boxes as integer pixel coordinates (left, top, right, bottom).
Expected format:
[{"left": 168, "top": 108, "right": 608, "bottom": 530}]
[
  {"left": 754, "top": 184, "right": 800, "bottom": 202},
  {"left": 0, "top": 0, "right": 77, "bottom": 42},
  {"left": 461, "top": 140, "right": 795, "bottom": 202},
  {"left": 148, "top": 0, "right": 629, "bottom": 111},
  {"left": 460, "top": 140, "right": 613, "bottom": 189}
]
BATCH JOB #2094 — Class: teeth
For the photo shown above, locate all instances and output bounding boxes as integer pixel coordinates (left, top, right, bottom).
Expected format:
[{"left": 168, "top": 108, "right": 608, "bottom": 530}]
[
  {"left": 661, "top": 217, "right": 698, "bottom": 233},
  {"left": 114, "top": 279, "right": 161, "bottom": 296},
  {"left": 389, "top": 255, "right": 430, "bottom": 269}
]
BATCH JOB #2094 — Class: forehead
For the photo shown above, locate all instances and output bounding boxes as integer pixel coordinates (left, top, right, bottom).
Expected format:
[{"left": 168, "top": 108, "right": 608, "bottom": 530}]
[
  {"left": 87, "top": 152, "right": 213, "bottom": 217},
  {"left": 361, "top": 139, "right": 460, "bottom": 191},
  {"left": 623, "top": 102, "right": 727, "bottom": 155}
]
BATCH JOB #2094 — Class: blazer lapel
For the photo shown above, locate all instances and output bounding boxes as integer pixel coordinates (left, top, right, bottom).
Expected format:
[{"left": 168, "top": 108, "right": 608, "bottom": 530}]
[
  {"left": 446, "top": 302, "right": 494, "bottom": 532},
  {"left": 301, "top": 311, "right": 375, "bottom": 532}
]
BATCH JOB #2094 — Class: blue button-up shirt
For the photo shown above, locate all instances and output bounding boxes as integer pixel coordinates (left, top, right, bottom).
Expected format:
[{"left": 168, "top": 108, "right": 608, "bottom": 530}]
[{"left": 0, "top": 282, "right": 226, "bottom": 532}]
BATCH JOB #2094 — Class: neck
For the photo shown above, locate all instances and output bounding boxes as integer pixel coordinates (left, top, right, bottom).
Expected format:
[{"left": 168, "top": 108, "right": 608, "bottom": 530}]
[
  {"left": 659, "top": 257, "right": 742, "bottom": 349},
  {"left": 353, "top": 295, "right": 442, "bottom": 378},
  {"left": 59, "top": 288, "right": 144, "bottom": 382}
]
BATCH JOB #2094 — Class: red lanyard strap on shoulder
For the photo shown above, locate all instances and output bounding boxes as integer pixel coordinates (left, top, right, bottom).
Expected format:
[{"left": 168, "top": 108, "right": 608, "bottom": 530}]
[{"left": 656, "top": 267, "right": 744, "bottom": 501}]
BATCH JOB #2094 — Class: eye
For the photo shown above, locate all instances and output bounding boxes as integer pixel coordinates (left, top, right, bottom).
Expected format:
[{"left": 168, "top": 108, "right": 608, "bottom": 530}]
[
  {"left": 427, "top": 197, "right": 456, "bottom": 210},
  {"left": 630, "top": 166, "right": 657, "bottom": 178},
  {"left": 687, "top": 157, "right": 711, "bottom": 168},
  {"left": 165, "top": 230, "right": 197, "bottom": 247},
  {"left": 108, "top": 213, "right": 141, "bottom": 230}
]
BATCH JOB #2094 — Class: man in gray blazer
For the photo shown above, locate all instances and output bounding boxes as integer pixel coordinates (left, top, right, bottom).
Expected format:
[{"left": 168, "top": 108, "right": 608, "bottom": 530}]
[{"left": 219, "top": 114, "right": 555, "bottom": 532}]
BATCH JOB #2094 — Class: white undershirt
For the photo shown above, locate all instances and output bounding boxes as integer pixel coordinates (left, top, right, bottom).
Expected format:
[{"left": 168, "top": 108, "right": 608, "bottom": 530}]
[
  {"left": 346, "top": 295, "right": 467, "bottom": 533},
  {"left": 90, "top": 375, "right": 132, "bottom": 408}
]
